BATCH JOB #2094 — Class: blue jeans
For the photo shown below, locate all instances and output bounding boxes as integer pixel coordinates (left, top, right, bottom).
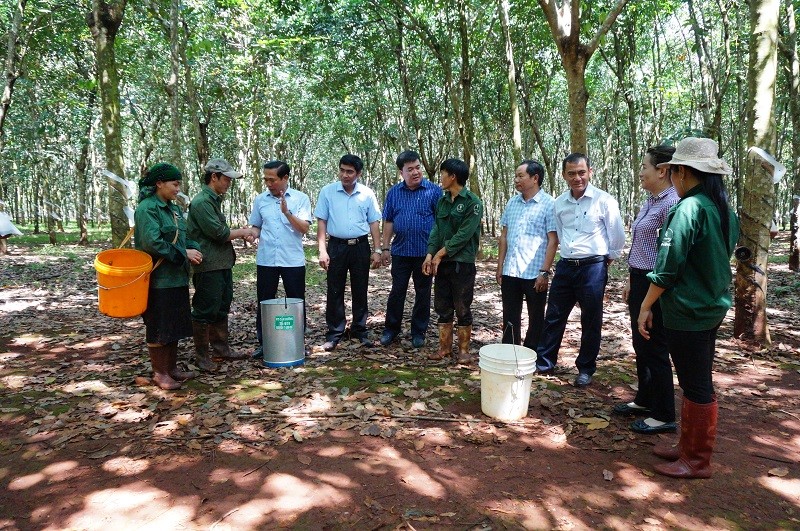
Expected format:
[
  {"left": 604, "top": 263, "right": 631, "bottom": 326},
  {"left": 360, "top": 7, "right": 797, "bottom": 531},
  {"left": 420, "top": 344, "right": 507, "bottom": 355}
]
[
  {"left": 383, "top": 255, "right": 432, "bottom": 338},
  {"left": 256, "top": 265, "right": 306, "bottom": 345},
  {"left": 535, "top": 258, "right": 608, "bottom": 374}
]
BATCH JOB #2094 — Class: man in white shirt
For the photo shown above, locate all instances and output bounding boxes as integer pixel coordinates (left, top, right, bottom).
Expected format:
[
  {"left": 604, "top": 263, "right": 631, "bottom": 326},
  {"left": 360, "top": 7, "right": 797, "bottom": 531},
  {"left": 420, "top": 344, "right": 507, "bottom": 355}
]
[
  {"left": 535, "top": 153, "right": 626, "bottom": 388},
  {"left": 248, "top": 160, "right": 312, "bottom": 359}
]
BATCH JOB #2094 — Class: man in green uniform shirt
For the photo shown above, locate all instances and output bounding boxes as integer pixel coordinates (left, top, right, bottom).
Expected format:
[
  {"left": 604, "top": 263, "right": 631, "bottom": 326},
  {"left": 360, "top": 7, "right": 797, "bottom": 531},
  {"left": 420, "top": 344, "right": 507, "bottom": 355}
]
[
  {"left": 187, "top": 158, "right": 253, "bottom": 371},
  {"left": 423, "top": 158, "right": 483, "bottom": 363}
]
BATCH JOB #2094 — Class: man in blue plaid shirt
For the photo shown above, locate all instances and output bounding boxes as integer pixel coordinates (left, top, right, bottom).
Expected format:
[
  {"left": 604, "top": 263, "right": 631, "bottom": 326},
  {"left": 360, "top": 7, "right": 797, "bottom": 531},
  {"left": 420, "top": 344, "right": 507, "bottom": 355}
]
[
  {"left": 379, "top": 151, "right": 442, "bottom": 348},
  {"left": 496, "top": 160, "right": 558, "bottom": 351}
]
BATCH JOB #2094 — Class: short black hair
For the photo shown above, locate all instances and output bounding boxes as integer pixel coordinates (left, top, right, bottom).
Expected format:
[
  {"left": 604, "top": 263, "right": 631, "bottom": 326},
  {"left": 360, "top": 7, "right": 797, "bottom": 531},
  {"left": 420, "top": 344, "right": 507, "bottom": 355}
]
[
  {"left": 519, "top": 159, "right": 545, "bottom": 186},
  {"left": 645, "top": 145, "right": 676, "bottom": 167},
  {"left": 562, "top": 152, "right": 591, "bottom": 173},
  {"left": 339, "top": 154, "right": 363, "bottom": 173},
  {"left": 203, "top": 171, "right": 214, "bottom": 185},
  {"left": 440, "top": 158, "right": 469, "bottom": 186},
  {"left": 263, "top": 160, "right": 290, "bottom": 178},
  {"left": 396, "top": 150, "right": 421, "bottom": 170}
]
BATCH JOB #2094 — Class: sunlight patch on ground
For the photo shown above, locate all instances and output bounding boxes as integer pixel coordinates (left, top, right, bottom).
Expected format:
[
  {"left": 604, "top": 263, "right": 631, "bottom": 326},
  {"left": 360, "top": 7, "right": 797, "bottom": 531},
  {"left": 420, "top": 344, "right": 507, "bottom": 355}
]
[
  {"left": 1, "top": 374, "right": 28, "bottom": 389},
  {"left": 760, "top": 476, "right": 800, "bottom": 505},
  {"left": 61, "top": 379, "right": 112, "bottom": 395},
  {"left": 101, "top": 456, "right": 150, "bottom": 476},
  {"left": 223, "top": 472, "right": 351, "bottom": 523},
  {"left": 50, "top": 483, "right": 195, "bottom": 531},
  {"left": 615, "top": 464, "right": 665, "bottom": 500},
  {"left": 7, "top": 460, "right": 79, "bottom": 491}
]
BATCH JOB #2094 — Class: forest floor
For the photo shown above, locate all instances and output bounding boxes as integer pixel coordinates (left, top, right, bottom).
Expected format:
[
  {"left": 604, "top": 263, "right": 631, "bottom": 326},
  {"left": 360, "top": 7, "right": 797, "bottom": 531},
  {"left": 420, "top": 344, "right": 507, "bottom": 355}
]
[{"left": 1, "top": 234, "right": 799, "bottom": 530}]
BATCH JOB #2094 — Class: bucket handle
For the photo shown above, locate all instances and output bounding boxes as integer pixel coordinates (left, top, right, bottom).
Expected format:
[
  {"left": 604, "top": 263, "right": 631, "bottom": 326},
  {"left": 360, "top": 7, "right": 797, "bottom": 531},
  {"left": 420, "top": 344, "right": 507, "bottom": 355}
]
[
  {"left": 503, "top": 321, "right": 526, "bottom": 380},
  {"left": 98, "top": 270, "right": 149, "bottom": 290}
]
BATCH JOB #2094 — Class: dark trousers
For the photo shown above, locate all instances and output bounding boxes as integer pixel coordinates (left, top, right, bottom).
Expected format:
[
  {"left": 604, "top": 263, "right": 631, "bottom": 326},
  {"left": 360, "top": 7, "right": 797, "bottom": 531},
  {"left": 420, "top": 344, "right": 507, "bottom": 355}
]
[
  {"left": 501, "top": 275, "right": 546, "bottom": 350},
  {"left": 191, "top": 269, "right": 233, "bottom": 323},
  {"left": 535, "top": 258, "right": 608, "bottom": 374},
  {"left": 433, "top": 261, "right": 476, "bottom": 326},
  {"left": 256, "top": 265, "right": 306, "bottom": 344},
  {"left": 628, "top": 271, "right": 675, "bottom": 422},
  {"left": 667, "top": 322, "right": 720, "bottom": 405},
  {"left": 384, "top": 255, "right": 432, "bottom": 338},
  {"left": 326, "top": 238, "right": 370, "bottom": 342}
]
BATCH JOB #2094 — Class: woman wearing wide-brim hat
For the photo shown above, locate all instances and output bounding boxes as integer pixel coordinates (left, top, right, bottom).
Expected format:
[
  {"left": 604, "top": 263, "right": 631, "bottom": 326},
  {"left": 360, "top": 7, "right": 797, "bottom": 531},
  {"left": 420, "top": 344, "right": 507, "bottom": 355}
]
[{"left": 636, "top": 137, "right": 739, "bottom": 479}]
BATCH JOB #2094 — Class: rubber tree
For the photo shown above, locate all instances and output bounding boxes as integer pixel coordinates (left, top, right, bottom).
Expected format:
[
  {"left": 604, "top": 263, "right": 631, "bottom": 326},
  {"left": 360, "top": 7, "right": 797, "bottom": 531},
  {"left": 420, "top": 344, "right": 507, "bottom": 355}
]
[
  {"left": 86, "top": 0, "right": 129, "bottom": 247},
  {"left": 733, "top": 0, "right": 779, "bottom": 346},
  {"left": 536, "top": 0, "right": 630, "bottom": 154}
]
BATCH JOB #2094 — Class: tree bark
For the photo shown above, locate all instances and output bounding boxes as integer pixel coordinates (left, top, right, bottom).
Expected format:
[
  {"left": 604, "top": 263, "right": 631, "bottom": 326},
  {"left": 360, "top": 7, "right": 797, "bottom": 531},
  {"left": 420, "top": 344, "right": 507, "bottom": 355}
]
[
  {"left": 497, "top": 0, "right": 521, "bottom": 163},
  {"left": 734, "top": 0, "right": 779, "bottom": 346},
  {"left": 784, "top": 0, "right": 800, "bottom": 271},
  {"left": 537, "top": 0, "right": 630, "bottom": 154},
  {"left": 86, "top": 0, "right": 129, "bottom": 247}
]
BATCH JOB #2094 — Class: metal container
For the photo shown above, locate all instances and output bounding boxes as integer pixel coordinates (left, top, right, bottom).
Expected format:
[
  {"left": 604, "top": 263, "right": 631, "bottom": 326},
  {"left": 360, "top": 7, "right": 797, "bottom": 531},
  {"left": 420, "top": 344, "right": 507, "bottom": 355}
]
[{"left": 260, "top": 297, "right": 305, "bottom": 368}]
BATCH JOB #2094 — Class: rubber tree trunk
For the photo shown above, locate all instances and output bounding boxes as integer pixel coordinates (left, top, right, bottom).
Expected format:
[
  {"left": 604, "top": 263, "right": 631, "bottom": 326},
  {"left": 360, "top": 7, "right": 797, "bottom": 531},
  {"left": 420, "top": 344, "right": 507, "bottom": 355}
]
[
  {"left": 733, "top": 0, "right": 779, "bottom": 346},
  {"left": 86, "top": 0, "right": 129, "bottom": 247}
]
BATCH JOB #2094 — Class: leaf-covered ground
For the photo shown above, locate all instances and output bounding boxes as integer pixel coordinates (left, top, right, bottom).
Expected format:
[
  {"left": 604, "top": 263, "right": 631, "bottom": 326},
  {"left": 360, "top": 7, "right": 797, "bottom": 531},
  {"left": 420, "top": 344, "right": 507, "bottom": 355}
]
[{"left": 1, "top": 235, "right": 799, "bottom": 530}]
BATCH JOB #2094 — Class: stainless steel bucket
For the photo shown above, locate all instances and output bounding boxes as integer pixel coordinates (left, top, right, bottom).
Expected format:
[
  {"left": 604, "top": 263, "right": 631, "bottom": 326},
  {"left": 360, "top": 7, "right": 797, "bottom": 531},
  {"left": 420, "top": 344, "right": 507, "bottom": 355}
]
[{"left": 260, "top": 297, "right": 305, "bottom": 367}]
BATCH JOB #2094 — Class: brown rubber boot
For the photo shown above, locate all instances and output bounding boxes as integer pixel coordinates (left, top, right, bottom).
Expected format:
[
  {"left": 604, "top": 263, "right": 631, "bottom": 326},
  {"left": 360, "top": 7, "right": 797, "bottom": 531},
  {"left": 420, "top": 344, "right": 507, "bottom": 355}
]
[
  {"left": 653, "top": 397, "right": 717, "bottom": 479},
  {"left": 456, "top": 325, "right": 472, "bottom": 364},
  {"left": 167, "top": 342, "right": 198, "bottom": 381},
  {"left": 209, "top": 316, "right": 248, "bottom": 360},
  {"left": 192, "top": 321, "right": 218, "bottom": 372},
  {"left": 428, "top": 322, "right": 453, "bottom": 360},
  {"left": 653, "top": 398, "right": 685, "bottom": 461},
  {"left": 148, "top": 344, "right": 181, "bottom": 390}
]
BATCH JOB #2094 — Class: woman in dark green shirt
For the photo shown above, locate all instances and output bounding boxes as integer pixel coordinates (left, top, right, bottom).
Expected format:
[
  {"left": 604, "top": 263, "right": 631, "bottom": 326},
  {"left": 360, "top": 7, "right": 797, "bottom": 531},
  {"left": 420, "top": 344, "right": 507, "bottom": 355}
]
[
  {"left": 134, "top": 163, "right": 203, "bottom": 390},
  {"left": 637, "top": 138, "right": 739, "bottom": 479}
]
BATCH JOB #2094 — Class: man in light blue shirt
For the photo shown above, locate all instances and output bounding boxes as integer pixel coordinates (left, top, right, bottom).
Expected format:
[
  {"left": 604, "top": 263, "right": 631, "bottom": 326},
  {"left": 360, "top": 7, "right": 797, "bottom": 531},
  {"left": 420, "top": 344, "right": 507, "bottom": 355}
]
[
  {"left": 315, "top": 154, "right": 382, "bottom": 351},
  {"left": 496, "top": 160, "right": 557, "bottom": 351},
  {"left": 248, "top": 160, "right": 312, "bottom": 359}
]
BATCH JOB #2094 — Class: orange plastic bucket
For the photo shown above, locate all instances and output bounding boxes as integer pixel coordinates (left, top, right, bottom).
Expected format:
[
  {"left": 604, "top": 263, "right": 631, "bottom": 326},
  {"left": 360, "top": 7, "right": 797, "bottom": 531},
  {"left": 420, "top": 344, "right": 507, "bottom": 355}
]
[{"left": 94, "top": 249, "right": 153, "bottom": 318}]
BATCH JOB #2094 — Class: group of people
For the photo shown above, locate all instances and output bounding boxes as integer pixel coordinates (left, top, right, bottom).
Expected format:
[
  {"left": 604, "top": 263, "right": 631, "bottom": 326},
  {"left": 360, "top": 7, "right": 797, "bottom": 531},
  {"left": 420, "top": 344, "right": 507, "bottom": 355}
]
[{"left": 134, "top": 136, "right": 737, "bottom": 480}]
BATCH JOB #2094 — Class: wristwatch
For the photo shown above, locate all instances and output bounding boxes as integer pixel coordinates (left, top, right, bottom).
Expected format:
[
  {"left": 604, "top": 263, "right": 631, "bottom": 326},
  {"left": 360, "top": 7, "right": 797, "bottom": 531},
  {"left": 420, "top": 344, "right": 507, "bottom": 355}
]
[
  {"left": 539, "top": 270, "right": 551, "bottom": 278},
  {"left": 373, "top": 248, "right": 382, "bottom": 254}
]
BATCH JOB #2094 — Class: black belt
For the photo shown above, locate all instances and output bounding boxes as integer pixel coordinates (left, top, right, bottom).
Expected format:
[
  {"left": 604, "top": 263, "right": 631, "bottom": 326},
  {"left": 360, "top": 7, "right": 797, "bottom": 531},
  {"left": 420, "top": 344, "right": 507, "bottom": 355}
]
[
  {"left": 329, "top": 235, "right": 368, "bottom": 246},
  {"left": 629, "top": 267, "right": 652, "bottom": 276},
  {"left": 560, "top": 255, "right": 605, "bottom": 266}
]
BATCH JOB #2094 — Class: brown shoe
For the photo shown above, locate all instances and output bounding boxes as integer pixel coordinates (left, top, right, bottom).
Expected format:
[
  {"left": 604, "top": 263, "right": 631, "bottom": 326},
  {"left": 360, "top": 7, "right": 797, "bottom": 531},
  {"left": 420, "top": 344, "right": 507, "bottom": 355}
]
[
  {"left": 148, "top": 345, "right": 181, "bottom": 390},
  {"left": 192, "top": 321, "right": 218, "bottom": 372},
  {"left": 428, "top": 322, "right": 453, "bottom": 360},
  {"left": 209, "top": 317, "right": 247, "bottom": 360},
  {"left": 167, "top": 342, "right": 198, "bottom": 381},
  {"left": 456, "top": 325, "right": 472, "bottom": 363},
  {"left": 653, "top": 397, "right": 717, "bottom": 479}
]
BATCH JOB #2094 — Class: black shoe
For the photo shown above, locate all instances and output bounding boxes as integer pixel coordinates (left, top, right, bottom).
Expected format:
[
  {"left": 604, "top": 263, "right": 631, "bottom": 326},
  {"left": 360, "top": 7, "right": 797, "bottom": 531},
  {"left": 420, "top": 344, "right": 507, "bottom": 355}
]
[
  {"left": 360, "top": 337, "right": 374, "bottom": 348},
  {"left": 535, "top": 366, "right": 555, "bottom": 376},
  {"left": 573, "top": 373, "right": 592, "bottom": 387},
  {"left": 411, "top": 335, "right": 425, "bottom": 348},
  {"left": 379, "top": 331, "right": 397, "bottom": 346},
  {"left": 613, "top": 402, "right": 651, "bottom": 416},
  {"left": 251, "top": 345, "right": 263, "bottom": 360},
  {"left": 630, "top": 418, "right": 678, "bottom": 434},
  {"left": 321, "top": 341, "right": 338, "bottom": 352}
]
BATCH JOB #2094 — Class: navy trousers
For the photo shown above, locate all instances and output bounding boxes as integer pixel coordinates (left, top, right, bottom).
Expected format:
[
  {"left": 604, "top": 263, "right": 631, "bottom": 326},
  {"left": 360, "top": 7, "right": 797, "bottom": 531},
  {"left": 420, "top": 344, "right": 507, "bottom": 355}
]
[
  {"left": 535, "top": 258, "right": 608, "bottom": 374},
  {"left": 383, "top": 255, "right": 432, "bottom": 338}
]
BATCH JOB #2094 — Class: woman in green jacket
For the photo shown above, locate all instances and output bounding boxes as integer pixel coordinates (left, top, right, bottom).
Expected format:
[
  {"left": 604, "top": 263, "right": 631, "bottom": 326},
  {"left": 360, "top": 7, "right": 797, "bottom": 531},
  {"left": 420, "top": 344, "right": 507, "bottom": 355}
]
[
  {"left": 134, "top": 163, "right": 203, "bottom": 390},
  {"left": 637, "top": 137, "right": 739, "bottom": 479}
]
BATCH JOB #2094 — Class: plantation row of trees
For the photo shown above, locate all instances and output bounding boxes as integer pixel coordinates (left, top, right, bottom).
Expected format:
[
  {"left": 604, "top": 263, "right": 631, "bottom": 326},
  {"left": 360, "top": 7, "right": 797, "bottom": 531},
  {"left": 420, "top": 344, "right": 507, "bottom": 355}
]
[{"left": 0, "top": 0, "right": 796, "bottom": 344}]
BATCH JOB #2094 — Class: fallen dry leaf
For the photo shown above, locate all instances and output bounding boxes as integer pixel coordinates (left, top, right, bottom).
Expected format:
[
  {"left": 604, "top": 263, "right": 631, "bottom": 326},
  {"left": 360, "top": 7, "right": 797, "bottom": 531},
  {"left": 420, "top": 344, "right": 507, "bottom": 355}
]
[{"left": 768, "top": 467, "right": 789, "bottom": 477}]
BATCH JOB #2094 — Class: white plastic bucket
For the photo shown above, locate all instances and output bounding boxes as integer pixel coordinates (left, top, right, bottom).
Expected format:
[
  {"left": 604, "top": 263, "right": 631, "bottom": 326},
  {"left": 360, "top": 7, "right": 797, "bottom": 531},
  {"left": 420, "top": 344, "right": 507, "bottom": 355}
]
[{"left": 479, "top": 344, "right": 537, "bottom": 421}]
